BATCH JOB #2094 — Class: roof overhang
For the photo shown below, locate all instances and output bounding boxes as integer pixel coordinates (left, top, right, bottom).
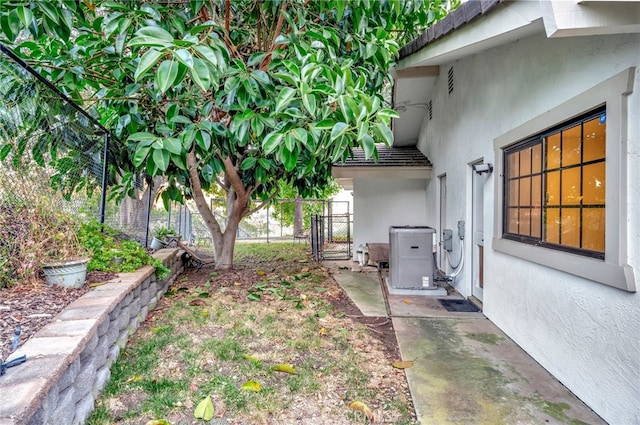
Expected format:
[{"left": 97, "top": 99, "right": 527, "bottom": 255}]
[
  {"left": 391, "top": 0, "right": 640, "bottom": 148},
  {"left": 332, "top": 166, "right": 433, "bottom": 182}
]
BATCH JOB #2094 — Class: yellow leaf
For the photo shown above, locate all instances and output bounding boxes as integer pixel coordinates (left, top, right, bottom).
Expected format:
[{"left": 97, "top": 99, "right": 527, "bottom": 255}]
[
  {"left": 403, "top": 298, "right": 411, "bottom": 304},
  {"left": 202, "top": 310, "right": 209, "bottom": 318},
  {"left": 272, "top": 363, "right": 297, "bottom": 374},
  {"left": 125, "top": 374, "right": 142, "bottom": 384},
  {"left": 319, "top": 327, "right": 328, "bottom": 336},
  {"left": 194, "top": 396, "right": 214, "bottom": 421},
  {"left": 392, "top": 360, "right": 414, "bottom": 369},
  {"left": 257, "top": 269, "right": 267, "bottom": 276},
  {"left": 349, "top": 401, "right": 374, "bottom": 422},
  {"left": 241, "top": 380, "right": 262, "bottom": 392},
  {"left": 242, "top": 354, "right": 261, "bottom": 365},
  {"left": 145, "top": 421, "right": 171, "bottom": 425}
]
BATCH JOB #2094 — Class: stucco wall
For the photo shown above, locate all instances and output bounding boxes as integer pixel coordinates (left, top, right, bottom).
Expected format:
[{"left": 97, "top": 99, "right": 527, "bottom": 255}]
[
  {"left": 353, "top": 178, "right": 429, "bottom": 260},
  {"left": 416, "top": 31, "right": 639, "bottom": 424}
]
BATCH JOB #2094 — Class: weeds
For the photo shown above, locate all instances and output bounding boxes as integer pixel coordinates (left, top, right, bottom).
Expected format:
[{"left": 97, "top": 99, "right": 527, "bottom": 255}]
[{"left": 88, "top": 243, "right": 416, "bottom": 424}]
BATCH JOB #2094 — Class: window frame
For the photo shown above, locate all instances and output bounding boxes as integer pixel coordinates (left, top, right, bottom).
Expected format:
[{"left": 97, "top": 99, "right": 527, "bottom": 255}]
[
  {"left": 493, "top": 68, "right": 636, "bottom": 292},
  {"left": 502, "top": 107, "right": 606, "bottom": 260}
]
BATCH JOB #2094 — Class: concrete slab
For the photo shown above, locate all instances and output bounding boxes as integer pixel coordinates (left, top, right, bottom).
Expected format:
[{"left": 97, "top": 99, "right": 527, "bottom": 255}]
[
  {"left": 330, "top": 269, "right": 388, "bottom": 317},
  {"left": 328, "top": 262, "right": 605, "bottom": 424},
  {"left": 394, "top": 317, "right": 605, "bottom": 424}
]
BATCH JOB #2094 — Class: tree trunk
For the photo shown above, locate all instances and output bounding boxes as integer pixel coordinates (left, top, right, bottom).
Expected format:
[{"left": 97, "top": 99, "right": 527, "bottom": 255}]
[
  {"left": 294, "top": 195, "right": 303, "bottom": 236},
  {"left": 186, "top": 151, "right": 249, "bottom": 271}
]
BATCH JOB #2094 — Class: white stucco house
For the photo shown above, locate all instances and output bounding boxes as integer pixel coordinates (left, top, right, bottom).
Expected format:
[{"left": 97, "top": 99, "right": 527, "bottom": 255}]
[{"left": 333, "top": 1, "right": 639, "bottom": 424}]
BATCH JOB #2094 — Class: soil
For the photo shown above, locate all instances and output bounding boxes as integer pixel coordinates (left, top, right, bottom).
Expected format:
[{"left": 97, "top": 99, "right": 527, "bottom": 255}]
[
  {"left": 0, "top": 271, "right": 116, "bottom": 361},
  {"left": 2, "top": 256, "right": 413, "bottom": 423}
]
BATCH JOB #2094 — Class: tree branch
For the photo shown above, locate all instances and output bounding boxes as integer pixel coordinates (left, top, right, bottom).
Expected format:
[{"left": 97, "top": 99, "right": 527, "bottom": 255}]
[
  {"left": 260, "top": 1, "right": 288, "bottom": 71},
  {"left": 245, "top": 191, "right": 279, "bottom": 217},
  {"left": 221, "top": 156, "right": 247, "bottom": 199},
  {"left": 186, "top": 150, "right": 223, "bottom": 239}
]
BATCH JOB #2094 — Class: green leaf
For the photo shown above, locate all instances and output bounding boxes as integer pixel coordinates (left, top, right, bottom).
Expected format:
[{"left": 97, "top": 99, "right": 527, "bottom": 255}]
[
  {"left": 174, "top": 48, "right": 194, "bottom": 69},
  {"left": 282, "top": 147, "right": 298, "bottom": 172},
  {"left": 241, "top": 157, "right": 257, "bottom": 170},
  {"left": 191, "top": 58, "right": 212, "bottom": 91},
  {"left": 302, "top": 94, "right": 317, "bottom": 117},
  {"left": 163, "top": 138, "right": 182, "bottom": 155},
  {"left": 374, "top": 123, "right": 393, "bottom": 145},
  {"left": 133, "top": 145, "right": 152, "bottom": 167},
  {"left": 194, "top": 45, "right": 218, "bottom": 67},
  {"left": 362, "top": 134, "right": 375, "bottom": 159},
  {"left": 330, "top": 122, "right": 348, "bottom": 141},
  {"left": 136, "top": 25, "right": 174, "bottom": 42},
  {"left": 201, "top": 163, "right": 214, "bottom": 182},
  {"left": 16, "top": 6, "right": 34, "bottom": 29},
  {"left": 195, "top": 130, "right": 211, "bottom": 151},
  {"left": 156, "top": 60, "right": 179, "bottom": 94},
  {"left": 38, "top": 2, "right": 60, "bottom": 24},
  {"left": 314, "top": 119, "right": 335, "bottom": 130},
  {"left": 379, "top": 108, "right": 401, "bottom": 119},
  {"left": 275, "top": 87, "right": 296, "bottom": 113},
  {"left": 262, "top": 132, "right": 283, "bottom": 155},
  {"left": 0, "top": 144, "right": 12, "bottom": 161},
  {"left": 152, "top": 148, "right": 170, "bottom": 171},
  {"left": 128, "top": 132, "right": 157, "bottom": 142},
  {"left": 193, "top": 396, "right": 214, "bottom": 421},
  {"left": 134, "top": 48, "right": 163, "bottom": 81}
]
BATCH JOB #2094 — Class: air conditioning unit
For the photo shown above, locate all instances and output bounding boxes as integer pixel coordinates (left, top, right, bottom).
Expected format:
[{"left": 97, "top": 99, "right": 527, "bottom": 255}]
[{"left": 388, "top": 226, "right": 436, "bottom": 290}]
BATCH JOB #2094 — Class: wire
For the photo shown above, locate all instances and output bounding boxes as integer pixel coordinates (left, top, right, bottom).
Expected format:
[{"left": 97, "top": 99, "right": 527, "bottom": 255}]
[{"left": 446, "top": 239, "right": 464, "bottom": 269}]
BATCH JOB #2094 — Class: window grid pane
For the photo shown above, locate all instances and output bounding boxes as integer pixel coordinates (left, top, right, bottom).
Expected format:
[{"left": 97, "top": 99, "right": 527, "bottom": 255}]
[{"left": 504, "top": 108, "right": 605, "bottom": 258}]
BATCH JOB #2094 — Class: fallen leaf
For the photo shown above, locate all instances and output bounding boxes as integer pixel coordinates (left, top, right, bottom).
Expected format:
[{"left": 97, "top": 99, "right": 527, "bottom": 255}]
[
  {"left": 403, "top": 298, "right": 411, "bottom": 304},
  {"left": 319, "top": 327, "right": 328, "bottom": 336},
  {"left": 194, "top": 396, "right": 214, "bottom": 421},
  {"left": 257, "top": 269, "right": 267, "bottom": 276},
  {"left": 349, "top": 401, "right": 374, "bottom": 422},
  {"left": 189, "top": 299, "right": 206, "bottom": 307},
  {"left": 272, "top": 363, "right": 297, "bottom": 374},
  {"left": 241, "top": 380, "right": 262, "bottom": 392},
  {"left": 242, "top": 354, "right": 261, "bottom": 365},
  {"left": 145, "top": 420, "right": 171, "bottom": 425},
  {"left": 392, "top": 360, "right": 414, "bottom": 369},
  {"left": 125, "top": 374, "right": 142, "bottom": 384}
]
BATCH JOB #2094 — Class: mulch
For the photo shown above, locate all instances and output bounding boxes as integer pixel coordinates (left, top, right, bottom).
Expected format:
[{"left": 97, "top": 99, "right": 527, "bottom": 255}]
[
  {"left": 1, "top": 265, "right": 400, "bottom": 366},
  {"left": 0, "top": 271, "right": 116, "bottom": 361}
]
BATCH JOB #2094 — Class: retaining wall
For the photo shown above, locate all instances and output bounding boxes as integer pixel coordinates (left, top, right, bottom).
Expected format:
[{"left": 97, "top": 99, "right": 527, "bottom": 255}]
[{"left": 0, "top": 248, "right": 185, "bottom": 425}]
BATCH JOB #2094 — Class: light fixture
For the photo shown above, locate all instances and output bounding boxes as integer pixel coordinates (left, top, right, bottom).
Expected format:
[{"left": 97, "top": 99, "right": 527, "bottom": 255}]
[{"left": 473, "top": 163, "right": 493, "bottom": 175}]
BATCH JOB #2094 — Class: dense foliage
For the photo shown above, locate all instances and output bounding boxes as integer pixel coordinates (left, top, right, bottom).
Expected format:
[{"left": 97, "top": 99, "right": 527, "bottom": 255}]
[{"left": 0, "top": 0, "right": 453, "bottom": 268}]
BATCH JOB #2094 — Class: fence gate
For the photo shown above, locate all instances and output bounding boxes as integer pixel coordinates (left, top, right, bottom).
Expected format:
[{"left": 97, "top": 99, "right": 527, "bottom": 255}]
[{"left": 311, "top": 214, "right": 351, "bottom": 260}]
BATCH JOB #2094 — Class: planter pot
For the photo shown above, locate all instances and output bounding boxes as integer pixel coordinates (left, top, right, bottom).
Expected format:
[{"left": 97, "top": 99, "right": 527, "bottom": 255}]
[
  {"left": 42, "top": 258, "right": 89, "bottom": 288},
  {"left": 150, "top": 237, "right": 168, "bottom": 250}
]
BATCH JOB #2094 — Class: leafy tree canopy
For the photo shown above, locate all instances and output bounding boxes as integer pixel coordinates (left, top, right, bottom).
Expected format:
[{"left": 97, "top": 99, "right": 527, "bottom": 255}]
[{"left": 0, "top": 0, "right": 452, "bottom": 268}]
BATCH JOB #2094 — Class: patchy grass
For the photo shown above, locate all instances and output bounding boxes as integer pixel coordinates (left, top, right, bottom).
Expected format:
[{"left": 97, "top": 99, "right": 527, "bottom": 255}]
[{"left": 87, "top": 243, "right": 415, "bottom": 425}]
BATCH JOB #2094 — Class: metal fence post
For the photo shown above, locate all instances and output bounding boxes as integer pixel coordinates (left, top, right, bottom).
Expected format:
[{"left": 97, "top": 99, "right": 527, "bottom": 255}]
[{"left": 99, "top": 134, "right": 110, "bottom": 226}]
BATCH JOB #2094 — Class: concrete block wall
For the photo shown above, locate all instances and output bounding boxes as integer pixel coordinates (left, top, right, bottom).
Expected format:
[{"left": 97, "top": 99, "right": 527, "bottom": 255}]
[{"left": 0, "top": 248, "right": 185, "bottom": 425}]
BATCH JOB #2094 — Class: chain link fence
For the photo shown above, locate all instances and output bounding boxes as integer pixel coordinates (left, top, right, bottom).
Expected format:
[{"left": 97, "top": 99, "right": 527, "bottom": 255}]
[{"left": 0, "top": 43, "right": 350, "bottom": 284}]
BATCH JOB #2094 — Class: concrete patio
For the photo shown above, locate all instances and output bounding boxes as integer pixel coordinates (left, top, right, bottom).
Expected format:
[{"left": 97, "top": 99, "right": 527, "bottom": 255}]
[{"left": 327, "top": 262, "right": 607, "bottom": 425}]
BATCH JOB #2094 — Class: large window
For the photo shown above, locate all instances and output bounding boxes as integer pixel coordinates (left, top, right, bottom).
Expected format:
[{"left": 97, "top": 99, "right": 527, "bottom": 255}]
[
  {"left": 503, "top": 107, "right": 606, "bottom": 259},
  {"left": 493, "top": 69, "right": 634, "bottom": 291}
]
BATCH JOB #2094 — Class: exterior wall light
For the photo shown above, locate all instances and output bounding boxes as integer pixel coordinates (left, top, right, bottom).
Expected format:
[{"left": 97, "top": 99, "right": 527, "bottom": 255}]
[{"left": 473, "top": 163, "right": 493, "bottom": 175}]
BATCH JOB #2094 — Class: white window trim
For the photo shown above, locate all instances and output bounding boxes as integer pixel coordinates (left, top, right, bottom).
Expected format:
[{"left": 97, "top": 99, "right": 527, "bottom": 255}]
[{"left": 493, "top": 68, "right": 636, "bottom": 292}]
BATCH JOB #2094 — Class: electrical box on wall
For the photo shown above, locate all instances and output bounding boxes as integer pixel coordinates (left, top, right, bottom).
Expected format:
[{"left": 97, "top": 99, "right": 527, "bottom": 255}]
[
  {"left": 457, "top": 220, "right": 465, "bottom": 240},
  {"left": 443, "top": 229, "right": 453, "bottom": 252}
]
